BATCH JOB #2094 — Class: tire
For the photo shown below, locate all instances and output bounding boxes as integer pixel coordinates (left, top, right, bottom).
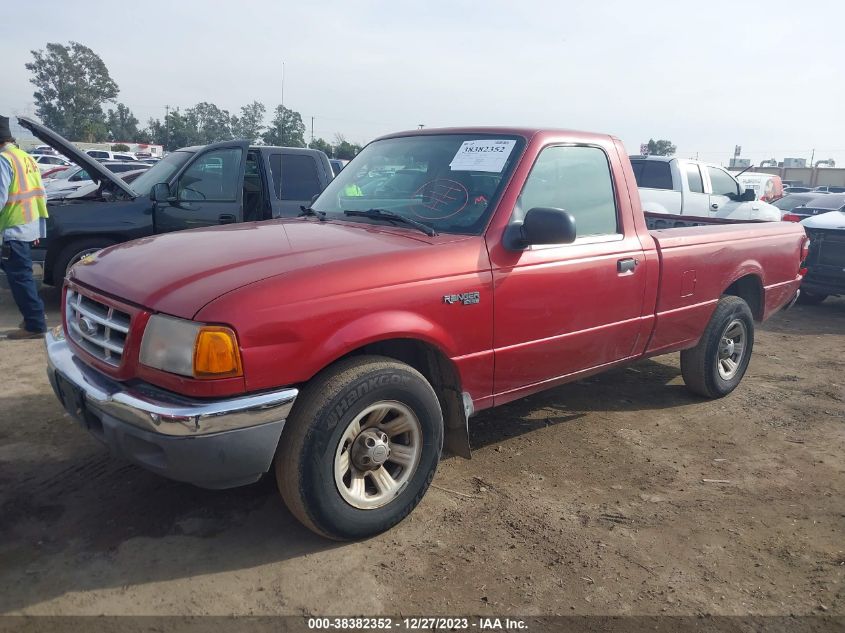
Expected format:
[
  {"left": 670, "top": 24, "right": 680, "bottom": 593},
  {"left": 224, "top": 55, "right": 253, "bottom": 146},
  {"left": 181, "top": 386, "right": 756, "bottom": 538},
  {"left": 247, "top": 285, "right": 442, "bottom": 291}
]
[
  {"left": 681, "top": 296, "right": 755, "bottom": 399},
  {"left": 276, "top": 355, "right": 443, "bottom": 540},
  {"left": 52, "top": 238, "right": 117, "bottom": 284},
  {"left": 797, "top": 291, "right": 827, "bottom": 305}
]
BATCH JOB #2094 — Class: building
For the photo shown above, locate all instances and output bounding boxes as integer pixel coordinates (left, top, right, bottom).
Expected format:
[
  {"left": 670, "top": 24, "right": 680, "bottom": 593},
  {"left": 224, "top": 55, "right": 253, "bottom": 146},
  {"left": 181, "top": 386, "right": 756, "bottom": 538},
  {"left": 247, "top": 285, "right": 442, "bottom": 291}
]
[{"left": 783, "top": 158, "right": 806, "bottom": 168}]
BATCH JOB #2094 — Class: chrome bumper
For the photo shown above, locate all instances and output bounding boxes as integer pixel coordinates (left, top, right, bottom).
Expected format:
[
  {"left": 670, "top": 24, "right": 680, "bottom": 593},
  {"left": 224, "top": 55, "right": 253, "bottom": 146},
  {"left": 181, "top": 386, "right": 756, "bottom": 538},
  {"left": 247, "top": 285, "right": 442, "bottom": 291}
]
[
  {"left": 45, "top": 327, "right": 299, "bottom": 489},
  {"left": 45, "top": 327, "right": 298, "bottom": 436}
]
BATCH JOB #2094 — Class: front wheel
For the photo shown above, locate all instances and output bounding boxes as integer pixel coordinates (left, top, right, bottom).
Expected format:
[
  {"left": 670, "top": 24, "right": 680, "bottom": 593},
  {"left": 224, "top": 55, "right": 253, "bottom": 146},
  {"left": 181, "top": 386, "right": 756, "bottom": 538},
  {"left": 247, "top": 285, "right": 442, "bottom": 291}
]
[
  {"left": 276, "top": 356, "right": 443, "bottom": 540},
  {"left": 52, "top": 238, "right": 117, "bottom": 284},
  {"left": 681, "top": 296, "right": 755, "bottom": 399}
]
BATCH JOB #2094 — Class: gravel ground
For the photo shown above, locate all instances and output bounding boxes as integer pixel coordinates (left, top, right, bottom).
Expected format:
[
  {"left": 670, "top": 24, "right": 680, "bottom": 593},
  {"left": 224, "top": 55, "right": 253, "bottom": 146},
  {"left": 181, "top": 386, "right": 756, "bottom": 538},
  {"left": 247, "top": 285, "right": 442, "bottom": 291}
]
[{"left": 0, "top": 287, "right": 842, "bottom": 618}]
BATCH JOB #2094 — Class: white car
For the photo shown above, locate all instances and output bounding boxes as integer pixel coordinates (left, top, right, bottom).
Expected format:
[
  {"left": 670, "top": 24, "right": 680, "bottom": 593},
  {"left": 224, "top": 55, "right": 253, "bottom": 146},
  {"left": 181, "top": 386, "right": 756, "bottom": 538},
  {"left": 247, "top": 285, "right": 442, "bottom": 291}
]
[
  {"left": 32, "top": 154, "right": 73, "bottom": 173},
  {"left": 45, "top": 162, "right": 150, "bottom": 199},
  {"left": 84, "top": 149, "right": 137, "bottom": 162},
  {"left": 630, "top": 156, "right": 782, "bottom": 222}
]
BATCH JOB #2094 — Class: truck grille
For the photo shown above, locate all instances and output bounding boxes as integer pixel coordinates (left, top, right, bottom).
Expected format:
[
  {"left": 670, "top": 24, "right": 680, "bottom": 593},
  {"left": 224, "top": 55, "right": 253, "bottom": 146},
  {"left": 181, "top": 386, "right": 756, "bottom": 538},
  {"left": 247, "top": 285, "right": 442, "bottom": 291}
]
[
  {"left": 65, "top": 289, "right": 131, "bottom": 366},
  {"left": 819, "top": 234, "right": 845, "bottom": 268}
]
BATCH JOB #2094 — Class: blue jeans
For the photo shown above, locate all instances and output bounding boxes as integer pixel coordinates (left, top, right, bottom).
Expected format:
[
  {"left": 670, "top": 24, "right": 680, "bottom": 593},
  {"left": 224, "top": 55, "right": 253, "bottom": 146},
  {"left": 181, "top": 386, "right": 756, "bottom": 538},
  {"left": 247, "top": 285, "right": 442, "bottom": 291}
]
[{"left": 1, "top": 240, "right": 46, "bottom": 333}]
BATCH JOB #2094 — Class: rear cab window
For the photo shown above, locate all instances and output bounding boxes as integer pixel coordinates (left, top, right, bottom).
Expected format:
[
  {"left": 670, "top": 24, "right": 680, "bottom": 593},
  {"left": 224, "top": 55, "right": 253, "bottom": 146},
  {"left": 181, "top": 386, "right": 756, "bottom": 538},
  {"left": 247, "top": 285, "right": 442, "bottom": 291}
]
[
  {"left": 269, "top": 153, "right": 323, "bottom": 201},
  {"left": 630, "top": 160, "right": 673, "bottom": 190},
  {"left": 685, "top": 163, "right": 704, "bottom": 193}
]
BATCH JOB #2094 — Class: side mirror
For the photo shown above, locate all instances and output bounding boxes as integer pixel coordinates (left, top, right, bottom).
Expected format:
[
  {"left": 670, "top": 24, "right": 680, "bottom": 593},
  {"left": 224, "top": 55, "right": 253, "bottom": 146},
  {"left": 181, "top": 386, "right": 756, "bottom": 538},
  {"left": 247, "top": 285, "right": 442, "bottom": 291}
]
[
  {"left": 741, "top": 188, "right": 756, "bottom": 202},
  {"left": 506, "top": 207, "right": 577, "bottom": 250},
  {"left": 150, "top": 182, "right": 172, "bottom": 202}
]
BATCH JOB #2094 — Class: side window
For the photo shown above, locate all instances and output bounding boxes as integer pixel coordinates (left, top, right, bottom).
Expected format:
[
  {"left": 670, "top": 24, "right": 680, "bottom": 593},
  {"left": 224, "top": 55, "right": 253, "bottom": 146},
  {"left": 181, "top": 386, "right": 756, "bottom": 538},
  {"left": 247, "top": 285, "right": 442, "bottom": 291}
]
[
  {"left": 519, "top": 145, "right": 619, "bottom": 238},
  {"left": 707, "top": 166, "right": 740, "bottom": 196},
  {"left": 269, "top": 153, "right": 322, "bottom": 201},
  {"left": 177, "top": 147, "right": 243, "bottom": 201},
  {"left": 630, "top": 160, "right": 673, "bottom": 190},
  {"left": 685, "top": 163, "right": 704, "bottom": 193},
  {"left": 70, "top": 170, "right": 90, "bottom": 182}
]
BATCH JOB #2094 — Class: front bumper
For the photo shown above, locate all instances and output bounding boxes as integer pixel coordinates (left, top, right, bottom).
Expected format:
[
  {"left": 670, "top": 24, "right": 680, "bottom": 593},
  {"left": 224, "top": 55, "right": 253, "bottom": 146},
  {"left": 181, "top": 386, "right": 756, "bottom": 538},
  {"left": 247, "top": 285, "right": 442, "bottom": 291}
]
[{"left": 45, "top": 328, "right": 298, "bottom": 489}]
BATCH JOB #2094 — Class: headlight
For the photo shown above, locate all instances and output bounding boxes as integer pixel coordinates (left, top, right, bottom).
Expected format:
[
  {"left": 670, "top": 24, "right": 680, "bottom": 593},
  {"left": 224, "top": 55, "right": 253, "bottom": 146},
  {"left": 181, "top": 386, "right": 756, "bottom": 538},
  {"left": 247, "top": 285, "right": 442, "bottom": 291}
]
[{"left": 139, "top": 314, "right": 243, "bottom": 379}]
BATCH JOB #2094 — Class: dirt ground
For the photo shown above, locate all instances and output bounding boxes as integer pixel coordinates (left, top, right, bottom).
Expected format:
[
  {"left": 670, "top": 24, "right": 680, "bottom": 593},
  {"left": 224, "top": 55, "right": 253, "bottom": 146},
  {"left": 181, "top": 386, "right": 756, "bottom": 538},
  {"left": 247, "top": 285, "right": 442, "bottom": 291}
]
[{"left": 0, "top": 286, "right": 842, "bottom": 618}]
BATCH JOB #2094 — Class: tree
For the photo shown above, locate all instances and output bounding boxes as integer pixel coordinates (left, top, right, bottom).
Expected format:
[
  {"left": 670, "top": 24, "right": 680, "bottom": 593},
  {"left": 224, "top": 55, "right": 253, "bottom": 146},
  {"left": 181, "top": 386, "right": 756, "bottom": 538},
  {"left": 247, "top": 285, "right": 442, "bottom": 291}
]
[
  {"left": 310, "top": 137, "right": 333, "bottom": 157},
  {"left": 106, "top": 103, "right": 139, "bottom": 142},
  {"left": 333, "top": 134, "right": 361, "bottom": 160},
  {"left": 187, "top": 102, "right": 232, "bottom": 145},
  {"left": 231, "top": 101, "right": 266, "bottom": 143},
  {"left": 26, "top": 41, "right": 119, "bottom": 141},
  {"left": 645, "top": 138, "right": 676, "bottom": 156},
  {"left": 262, "top": 105, "right": 306, "bottom": 147},
  {"left": 111, "top": 143, "right": 130, "bottom": 152}
]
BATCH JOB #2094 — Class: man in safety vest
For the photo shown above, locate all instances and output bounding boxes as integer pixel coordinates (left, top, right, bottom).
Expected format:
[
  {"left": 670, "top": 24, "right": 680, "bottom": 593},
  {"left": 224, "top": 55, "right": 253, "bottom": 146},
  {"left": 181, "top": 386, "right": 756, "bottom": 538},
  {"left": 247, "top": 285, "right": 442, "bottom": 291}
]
[{"left": 0, "top": 115, "right": 49, "bottom": 339}]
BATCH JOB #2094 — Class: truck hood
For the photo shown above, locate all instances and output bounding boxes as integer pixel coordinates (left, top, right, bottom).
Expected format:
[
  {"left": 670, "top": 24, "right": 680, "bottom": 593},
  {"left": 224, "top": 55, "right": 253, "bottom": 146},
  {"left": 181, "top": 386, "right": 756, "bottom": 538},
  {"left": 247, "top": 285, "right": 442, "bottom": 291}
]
[
  {"left": 69, "top": 219, "right": 457, "bottom": 319},
  {"left": 17, "top": 117, "right": 136, "bottom": 199},
  {"left": 801, "top": 210, "right": 845, "bottom": 230}
]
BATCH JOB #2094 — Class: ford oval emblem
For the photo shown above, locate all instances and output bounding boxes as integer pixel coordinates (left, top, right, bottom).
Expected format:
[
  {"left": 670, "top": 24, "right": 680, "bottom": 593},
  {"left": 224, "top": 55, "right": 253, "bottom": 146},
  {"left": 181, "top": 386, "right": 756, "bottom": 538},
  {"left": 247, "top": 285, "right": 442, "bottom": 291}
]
[{"left": 77, "top": 315, "right": 98, "bottom": 337}]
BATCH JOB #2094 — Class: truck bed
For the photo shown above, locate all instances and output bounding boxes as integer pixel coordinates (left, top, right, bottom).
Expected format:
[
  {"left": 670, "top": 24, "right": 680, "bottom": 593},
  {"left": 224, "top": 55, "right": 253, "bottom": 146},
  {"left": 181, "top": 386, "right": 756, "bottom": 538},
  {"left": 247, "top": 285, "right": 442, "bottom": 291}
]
[{"left": 644, "top": 219, "right": 805, "bottom": 356}]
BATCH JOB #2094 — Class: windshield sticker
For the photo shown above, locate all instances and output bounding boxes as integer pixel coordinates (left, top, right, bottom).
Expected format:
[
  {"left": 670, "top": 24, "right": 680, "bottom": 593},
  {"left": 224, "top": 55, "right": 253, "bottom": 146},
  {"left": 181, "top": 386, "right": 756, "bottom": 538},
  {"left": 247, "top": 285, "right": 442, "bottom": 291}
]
[{"left": 449, "top": 139, "right": 516, "bottom": 173}]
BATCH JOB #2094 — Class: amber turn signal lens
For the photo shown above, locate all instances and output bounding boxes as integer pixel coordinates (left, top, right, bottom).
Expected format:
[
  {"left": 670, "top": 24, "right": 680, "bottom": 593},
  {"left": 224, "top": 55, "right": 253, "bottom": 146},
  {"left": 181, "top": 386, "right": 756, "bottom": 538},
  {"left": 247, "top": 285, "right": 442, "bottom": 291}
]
[{"left": 193, "top": 326, "right": 243, "bottom": 379}]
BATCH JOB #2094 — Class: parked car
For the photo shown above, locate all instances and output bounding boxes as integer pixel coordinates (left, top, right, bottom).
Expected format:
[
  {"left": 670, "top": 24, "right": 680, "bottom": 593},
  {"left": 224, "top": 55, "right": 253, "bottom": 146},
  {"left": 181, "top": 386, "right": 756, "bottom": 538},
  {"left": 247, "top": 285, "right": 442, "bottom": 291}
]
[
  {"left": 40, "top": 165, "right": 70, "bottom": 180},
  {"left": 329, "top": 158, "right": 347, "bottom": 176},
  {"left": 736, "top": 173, "right": 784, "bottom": 202},
  {"left": 51, "top": 169, "right": 150, "bottom": 202},
  {"left": 32, "top": 154, "right": 73, "bottom": 173},
  {"left": 781, "top": 193, "right": 845, "bottom": 223},
  {"left": 84, "top": 149, "right": 137, "bottom": 162},
  {"left": 799, "top": 208, "right": 845, "bottom": 304},
  {"left": 14, "top": 116, "right": 333, "bottom": 285},
  {"left": 44, "top": 125, "right": 806, "bottom": 539},
  {"left": 30, "top": 144, "right": 59, "bottom": 155},
  {"left": 773, "top": 193, "right": 826, "bottom": 216},
  {"left": 812, "top": 185, "right": 845, "bottom": 193},
  {"left": 46, "top": 162, "right": 151, "bottom": 200},
  {"left": 630, "top": 156, "right": 781, "bottom": 222},
  {"left": 784, "top": 186, "right": 814, "bottom": 194}
]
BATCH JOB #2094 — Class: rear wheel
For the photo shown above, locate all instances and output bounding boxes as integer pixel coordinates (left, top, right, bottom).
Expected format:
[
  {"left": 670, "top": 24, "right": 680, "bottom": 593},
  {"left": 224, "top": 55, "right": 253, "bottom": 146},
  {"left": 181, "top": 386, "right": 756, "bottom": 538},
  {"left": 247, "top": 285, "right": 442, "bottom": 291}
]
[
  {"left": 276, "top": 356, "right": 443, "bottom": 540},
  {"left": 797, "top": 291, "right": 827, "bottom": 305},
  {"left": 681, "top": 296, "right": 755, "bottom": 399}
]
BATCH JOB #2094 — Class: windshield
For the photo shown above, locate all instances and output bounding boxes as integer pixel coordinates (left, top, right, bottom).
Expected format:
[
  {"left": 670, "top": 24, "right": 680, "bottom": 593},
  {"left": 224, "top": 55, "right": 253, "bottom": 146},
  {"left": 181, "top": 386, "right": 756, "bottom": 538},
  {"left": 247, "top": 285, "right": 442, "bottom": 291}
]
[
  {"left": 312, "top": 134, "right": 525, "bottom": 235},
  {"left": 129, "top": 151, "right": 193, "bottom": 196}
]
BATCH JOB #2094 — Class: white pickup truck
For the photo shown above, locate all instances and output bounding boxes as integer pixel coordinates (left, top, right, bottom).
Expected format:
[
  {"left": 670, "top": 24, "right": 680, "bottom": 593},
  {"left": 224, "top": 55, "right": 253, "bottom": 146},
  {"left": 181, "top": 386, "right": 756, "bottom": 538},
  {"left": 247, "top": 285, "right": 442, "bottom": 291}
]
[{"left": 630, "top": 156, "right": 782, "bottom": 225}]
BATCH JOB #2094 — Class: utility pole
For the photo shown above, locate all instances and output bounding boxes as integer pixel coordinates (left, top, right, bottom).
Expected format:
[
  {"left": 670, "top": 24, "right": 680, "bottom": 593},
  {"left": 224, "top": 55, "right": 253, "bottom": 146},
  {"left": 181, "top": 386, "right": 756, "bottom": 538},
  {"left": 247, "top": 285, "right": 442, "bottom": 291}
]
[
  {"left": 418, "top": 124, "right": 425, "bottom": 129},
  {"left": 280, "top": 61, "right": 286, "bottom": 144},
  {"left": 311, "top": 116, "right": 315, "bottom": 147},
  {"left": 164, "top": 105, "right": 170, "bottom": 150}
]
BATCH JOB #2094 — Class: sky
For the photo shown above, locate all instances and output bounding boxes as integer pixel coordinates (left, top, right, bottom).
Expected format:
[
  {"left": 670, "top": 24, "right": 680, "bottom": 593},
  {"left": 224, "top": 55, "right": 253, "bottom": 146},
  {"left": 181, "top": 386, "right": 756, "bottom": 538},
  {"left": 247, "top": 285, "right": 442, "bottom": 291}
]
[{"left": 3, "top": 0, "right": 845, "bottom": 166}]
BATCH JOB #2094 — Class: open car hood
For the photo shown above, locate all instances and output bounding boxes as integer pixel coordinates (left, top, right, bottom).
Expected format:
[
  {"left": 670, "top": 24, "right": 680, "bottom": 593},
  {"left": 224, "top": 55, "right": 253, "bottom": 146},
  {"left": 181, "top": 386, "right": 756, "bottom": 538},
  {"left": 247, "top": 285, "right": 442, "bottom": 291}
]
[{"left": 17, "top": 117, "right": 135, "bottom": 199}]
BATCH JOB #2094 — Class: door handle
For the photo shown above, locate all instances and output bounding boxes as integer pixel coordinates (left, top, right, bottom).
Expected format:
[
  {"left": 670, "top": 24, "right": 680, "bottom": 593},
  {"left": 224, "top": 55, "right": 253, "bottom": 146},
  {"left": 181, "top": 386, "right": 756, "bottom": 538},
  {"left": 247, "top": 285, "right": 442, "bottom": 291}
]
[
  {"left": 617, "top": 258, "right": 638, "bottom": 274},
  {"left": 218, "top": 214, "right": 236, "bottom": 224},
  {"left": 711, "top": 203, "right": 719, "bottom": 210}
]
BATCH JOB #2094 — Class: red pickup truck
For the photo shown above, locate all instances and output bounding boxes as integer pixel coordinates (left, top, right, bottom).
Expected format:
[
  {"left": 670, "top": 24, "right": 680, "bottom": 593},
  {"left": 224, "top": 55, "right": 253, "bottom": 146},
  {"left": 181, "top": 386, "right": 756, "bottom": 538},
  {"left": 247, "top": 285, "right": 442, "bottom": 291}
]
[{"left": 46, "top": 127, "right": 806, "bottom": 539}]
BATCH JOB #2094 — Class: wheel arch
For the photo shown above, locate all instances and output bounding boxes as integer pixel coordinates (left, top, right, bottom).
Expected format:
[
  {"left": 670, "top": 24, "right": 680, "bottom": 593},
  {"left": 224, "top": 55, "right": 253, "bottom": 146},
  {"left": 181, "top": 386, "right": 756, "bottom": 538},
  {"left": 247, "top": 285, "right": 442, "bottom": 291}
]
[
  {"left": 44, "top": 234, "right": 124, "bottom": 285},
  {"left": 330, "top": 337, "right": 471, "bottom": 459},
  {"left": 723, "top": 273, "right": 764, "bottom": 321}
]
